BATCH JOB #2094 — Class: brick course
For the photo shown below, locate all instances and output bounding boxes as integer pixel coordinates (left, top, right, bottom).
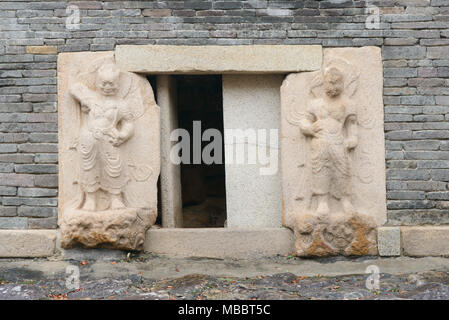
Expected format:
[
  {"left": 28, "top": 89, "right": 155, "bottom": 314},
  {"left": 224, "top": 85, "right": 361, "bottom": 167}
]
[{"left": 1, "top": 0, "right": 449, "bottom": 228}]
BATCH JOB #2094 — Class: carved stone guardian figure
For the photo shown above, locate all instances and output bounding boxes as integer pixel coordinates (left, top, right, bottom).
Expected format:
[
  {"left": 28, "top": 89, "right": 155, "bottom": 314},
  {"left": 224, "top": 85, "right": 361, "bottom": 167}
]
[
  {"left": 70, "top": 62, "right": 134, "bottom": 211},
  {"left": 58, "top": 52, "right": 160, "bottom": 250},
  {"left": 281, "top": 47, "right": 387, "bottom": 257},
  {"left": 297, "top": 65, "right": 358, "bottom": 216}
]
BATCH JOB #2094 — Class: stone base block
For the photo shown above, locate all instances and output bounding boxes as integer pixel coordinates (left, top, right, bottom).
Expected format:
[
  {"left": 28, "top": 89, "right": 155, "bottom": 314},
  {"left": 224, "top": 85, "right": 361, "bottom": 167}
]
[
  {"left": 377, "top": 226, "right": 401, "bottom": 256},
  {"left": 402, "top": 226, "right": 449, "bottom": 257},
  {"left": 294, "top": 212, "right": 378, "bottom": 257},
  {"left": 60, "top": 208, "right": 156, "bottom": 251},
  {"left": 0, "top": 230, "right": 57, "bottom": 257},
  {"left": 144, "top": 227, "right": 294, "bottom": 258}
]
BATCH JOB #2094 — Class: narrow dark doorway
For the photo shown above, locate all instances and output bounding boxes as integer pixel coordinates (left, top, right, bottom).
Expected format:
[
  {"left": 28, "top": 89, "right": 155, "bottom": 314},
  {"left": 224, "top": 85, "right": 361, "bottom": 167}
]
[{"left": 176, "top": 75, "right": 226, "bottom": 228}]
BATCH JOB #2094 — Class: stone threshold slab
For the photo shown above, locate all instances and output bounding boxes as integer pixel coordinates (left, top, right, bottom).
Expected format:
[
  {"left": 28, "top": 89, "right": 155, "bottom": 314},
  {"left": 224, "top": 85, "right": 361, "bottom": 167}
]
[
  {"left": 0, "top": 230, "right": 57, "bottom": 257},
  {"left": 115, "top": 45, "right": 322, "bottom": 74},
  {"left": 144, "top": 227, "right": 295, "bottom": 258}
]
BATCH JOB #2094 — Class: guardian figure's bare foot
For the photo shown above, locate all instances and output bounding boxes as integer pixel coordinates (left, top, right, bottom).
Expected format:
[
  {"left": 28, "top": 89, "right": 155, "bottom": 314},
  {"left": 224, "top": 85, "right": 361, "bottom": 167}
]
[
  {"left": 82, "top": 192, "right": 96, "bottom": 211},
  {"left": 316, "top": 195, "right": 330, "bottom": 215},
  {"left": 341, "top": 197, "right": 355, "bottom": 214},
  {"left": 110, "top": 194, "right": 126, "bottom": 210}
]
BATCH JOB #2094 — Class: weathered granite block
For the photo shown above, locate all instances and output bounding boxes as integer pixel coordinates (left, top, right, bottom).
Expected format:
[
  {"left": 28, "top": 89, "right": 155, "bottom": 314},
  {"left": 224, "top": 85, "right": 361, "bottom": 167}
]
[
  {"left": 223, "top": 75, "right": 283, "bottom": 228},
  {"left": 377, "top": 226, "right": 401, "bottom": 256},
  {"left": 60, "top": 208, "right": 156, "bottom": 250},
  {"left": 116, "top": 45, "right": 322, "bottom": 74},
  {"left": 281, "top": 47, "right": 386, "bottom": 256},
  {"left": 0, "top": 230, "right": 56, "bottom": 257},
  {"left": 57, "top": 51, "right": 160, "bottom": 250}
]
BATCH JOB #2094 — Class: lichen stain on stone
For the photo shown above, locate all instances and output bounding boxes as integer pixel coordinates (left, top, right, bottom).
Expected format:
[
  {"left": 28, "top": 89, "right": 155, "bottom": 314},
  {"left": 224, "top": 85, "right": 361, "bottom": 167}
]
[{"left": 294, "top": 212, "right": 377, "bottom": 257}]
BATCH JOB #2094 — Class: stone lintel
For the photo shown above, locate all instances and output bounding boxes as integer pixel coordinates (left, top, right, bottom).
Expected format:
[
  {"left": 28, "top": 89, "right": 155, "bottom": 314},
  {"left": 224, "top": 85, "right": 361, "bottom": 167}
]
[
  {"left": 0, "top": 230, "right": 56, "bottom": 257},
  {"left": 115, "top": 45, "right": 322, "bottom": 74},
  {"left": 144, "top": 227, "right": 294, "bottom": 258}
]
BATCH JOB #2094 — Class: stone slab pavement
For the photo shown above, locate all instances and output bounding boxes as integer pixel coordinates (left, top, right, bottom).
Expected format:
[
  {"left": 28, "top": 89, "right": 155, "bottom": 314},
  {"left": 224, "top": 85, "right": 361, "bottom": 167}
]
[{"left": 0, "top": 254, "right": 448, "bottom": 300}]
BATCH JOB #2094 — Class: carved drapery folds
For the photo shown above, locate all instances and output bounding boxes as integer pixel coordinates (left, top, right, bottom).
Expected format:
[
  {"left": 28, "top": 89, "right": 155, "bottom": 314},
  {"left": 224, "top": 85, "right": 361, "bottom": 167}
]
[
  {"left": 57, "top": 47, "right": 385, "bottom": 255},
  {"left": 281, "top": 47, "right": 386, "bottom": 257},
  {"left": 58, "top": 52, "right": 160, "bottom": 250}
]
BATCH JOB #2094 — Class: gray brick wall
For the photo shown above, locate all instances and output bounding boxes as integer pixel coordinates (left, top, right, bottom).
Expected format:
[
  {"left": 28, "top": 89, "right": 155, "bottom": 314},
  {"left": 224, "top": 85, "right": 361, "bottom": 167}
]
[{"left": 0, "top": 0, "right": 449, "bottom": 229}]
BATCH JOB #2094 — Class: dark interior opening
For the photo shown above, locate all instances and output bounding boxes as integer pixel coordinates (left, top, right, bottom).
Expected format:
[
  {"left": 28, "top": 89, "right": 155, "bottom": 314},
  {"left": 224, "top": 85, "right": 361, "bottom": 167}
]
[{"left": 176, "top": 75, "right": 227, "bottom": 228}]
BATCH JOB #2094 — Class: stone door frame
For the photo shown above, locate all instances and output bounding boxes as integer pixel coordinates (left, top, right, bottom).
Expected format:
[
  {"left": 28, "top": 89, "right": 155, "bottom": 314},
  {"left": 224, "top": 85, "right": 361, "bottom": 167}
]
[{"left": 113, "top": 45, "right": 323, "bottom": 257}]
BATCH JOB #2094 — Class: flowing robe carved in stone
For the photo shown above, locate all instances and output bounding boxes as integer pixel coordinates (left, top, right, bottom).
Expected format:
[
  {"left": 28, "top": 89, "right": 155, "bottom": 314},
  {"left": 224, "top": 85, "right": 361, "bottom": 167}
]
[
  {"left": 300, "top": 97, "right": 357, "bottom": 203},
  {"left": 281, "top": 47, "right": 387, "bottom": 256},
  {"left": 70, "top": 83, "right": 133, "bottom": 196},
  {"left": 58, "top": 52, "right": 160, "bottom": 250}
]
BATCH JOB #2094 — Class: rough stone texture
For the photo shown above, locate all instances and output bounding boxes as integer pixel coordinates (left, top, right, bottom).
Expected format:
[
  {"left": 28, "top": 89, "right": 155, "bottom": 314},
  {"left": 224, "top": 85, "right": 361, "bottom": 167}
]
[
  {"left": 402, "top": 226, "right": 449, "bottom": 257},
  {"left": 116, "top": 45, "right": 322, "bottom": 74},
  {"left": 60, "top": 208, "right": 156, "bottom": 250},
  {"left": 281, "top": 47, "right": 385, "bottom": 256},
  {"left": 0, "top": 0, "right": 449, "bottom": 230},
  {"left": 57, "top": 51, "right": 160, "bottom": 250},
  {"left": 282, "top": 47, "right": 386, "bottom": 228},
  {"left": 223, "top": 75, "right": 283, "bottom": 228},
  {"left": 378, "top": 226, "right": 401, "bottom": 256},
  {"left": 294, "top": 212, "right": 377, "bottom": 257},
  {"left": 3, "top": 269, "right": 449, "bottom": 300},
  {"left": 144, "top": 227, "right": 294, "bottom": 258},
  {"left": 0, "top": 230, "right": 56, "bottom": 257}
]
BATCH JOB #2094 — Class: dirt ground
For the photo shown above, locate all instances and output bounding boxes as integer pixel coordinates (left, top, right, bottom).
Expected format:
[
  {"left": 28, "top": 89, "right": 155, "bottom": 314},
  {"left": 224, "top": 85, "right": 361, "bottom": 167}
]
[{"left": 0, "top": 253, "right": 448, "bottom": 300}]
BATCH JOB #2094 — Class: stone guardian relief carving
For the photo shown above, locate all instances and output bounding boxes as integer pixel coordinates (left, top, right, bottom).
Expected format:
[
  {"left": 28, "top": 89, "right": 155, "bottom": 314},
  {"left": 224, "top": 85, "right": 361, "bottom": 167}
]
[
  {"left": 58, "top": 52, "right": 160, "bottom": 250},
  {"left": 281, "top": 47, "right": 386, "bottom": 257}
]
